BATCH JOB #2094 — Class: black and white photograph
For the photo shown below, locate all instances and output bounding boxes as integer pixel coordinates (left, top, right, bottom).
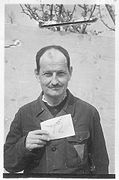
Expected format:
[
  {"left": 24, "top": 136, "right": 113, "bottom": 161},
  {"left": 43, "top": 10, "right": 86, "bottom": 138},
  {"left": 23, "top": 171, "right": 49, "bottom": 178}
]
[{"left": 0, "top": 0, "right": 118, "bottom": 178}]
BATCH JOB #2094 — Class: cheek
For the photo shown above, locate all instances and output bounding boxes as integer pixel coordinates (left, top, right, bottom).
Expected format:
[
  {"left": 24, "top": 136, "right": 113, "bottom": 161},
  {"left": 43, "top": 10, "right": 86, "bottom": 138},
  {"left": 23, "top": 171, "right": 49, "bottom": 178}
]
[
  {"left": 40, "top": 77, "right": 51, "bottom": 86},
  {"left": 58, "top": 76, "right": 70, "bottom": 84}
]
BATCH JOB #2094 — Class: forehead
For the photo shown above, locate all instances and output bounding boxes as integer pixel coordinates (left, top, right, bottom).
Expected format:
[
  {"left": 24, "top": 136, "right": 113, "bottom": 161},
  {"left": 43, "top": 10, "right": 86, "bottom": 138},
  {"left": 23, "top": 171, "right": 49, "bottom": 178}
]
[{"left": 40, "top": 49, "right": 67, "bottom": 68}]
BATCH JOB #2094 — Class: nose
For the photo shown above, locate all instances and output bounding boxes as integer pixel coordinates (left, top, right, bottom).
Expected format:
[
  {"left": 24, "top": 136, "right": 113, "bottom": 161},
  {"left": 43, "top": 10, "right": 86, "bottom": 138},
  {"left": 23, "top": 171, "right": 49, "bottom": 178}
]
[{"left": 51, "top": 73, "right": 58, "bottom": 85}]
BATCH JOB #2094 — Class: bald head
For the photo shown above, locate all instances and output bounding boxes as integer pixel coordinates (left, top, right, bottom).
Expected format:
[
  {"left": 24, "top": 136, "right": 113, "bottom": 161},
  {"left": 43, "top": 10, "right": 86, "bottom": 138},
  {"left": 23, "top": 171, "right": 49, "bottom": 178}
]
[
  {"left": 40, "top": 48, "right": 68, "bottom": 68},
  {"left": 35, "top": 45, "right": 71, "bottom": 74}
]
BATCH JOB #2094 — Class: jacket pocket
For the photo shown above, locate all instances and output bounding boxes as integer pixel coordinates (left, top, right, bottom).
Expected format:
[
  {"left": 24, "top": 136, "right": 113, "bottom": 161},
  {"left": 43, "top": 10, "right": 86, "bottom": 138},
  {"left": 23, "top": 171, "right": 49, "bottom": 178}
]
[{"left": 65, "top": 131, "right": 90, "bottom": 168}]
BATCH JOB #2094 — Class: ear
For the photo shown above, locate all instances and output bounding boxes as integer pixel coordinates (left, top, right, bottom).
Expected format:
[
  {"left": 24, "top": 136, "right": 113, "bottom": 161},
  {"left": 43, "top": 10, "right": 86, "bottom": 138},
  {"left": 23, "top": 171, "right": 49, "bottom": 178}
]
[
  {"left": 69, "top": 66, "right": 73, "bottom": 77},
  {"left": 34, "top": 69, "right": 40, "bottom": 82},
  {"left": 68, "top": 66, "right": 73, "bottom": 81}
]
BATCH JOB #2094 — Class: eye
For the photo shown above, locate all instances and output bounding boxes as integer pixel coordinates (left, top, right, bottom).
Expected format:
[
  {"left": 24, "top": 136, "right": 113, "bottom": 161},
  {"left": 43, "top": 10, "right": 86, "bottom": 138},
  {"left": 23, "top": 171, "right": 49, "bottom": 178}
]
[
  {"left": 57, "top": 72, "right": 66, "bottom": 76},
  {"left": 43, "top": 72, "right": 52, "bottom": 77}
]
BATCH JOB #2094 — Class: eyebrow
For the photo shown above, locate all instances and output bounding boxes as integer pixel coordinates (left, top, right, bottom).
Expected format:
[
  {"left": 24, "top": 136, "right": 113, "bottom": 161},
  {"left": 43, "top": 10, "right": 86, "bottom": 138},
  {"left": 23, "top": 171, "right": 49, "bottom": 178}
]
[{"left": 43, "top": 70, "right": 66, "bottom": 73}]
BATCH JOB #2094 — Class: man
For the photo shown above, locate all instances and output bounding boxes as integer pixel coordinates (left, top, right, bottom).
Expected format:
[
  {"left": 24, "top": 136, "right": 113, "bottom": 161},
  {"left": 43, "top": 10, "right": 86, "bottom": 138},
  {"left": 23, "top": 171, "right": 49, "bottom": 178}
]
[{"left": 4, "top": 45, "right": 109, "bottom": 175}]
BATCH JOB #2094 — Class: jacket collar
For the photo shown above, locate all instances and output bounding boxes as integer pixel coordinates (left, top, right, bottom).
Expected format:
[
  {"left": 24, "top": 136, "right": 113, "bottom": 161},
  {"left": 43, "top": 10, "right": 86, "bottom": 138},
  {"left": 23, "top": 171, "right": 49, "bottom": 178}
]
[
  {"left": 62, "top": 89, "right": 76, "bottom": 116},
  {"left": 35, "top": 89, "right": 76, "bottom": 118}
]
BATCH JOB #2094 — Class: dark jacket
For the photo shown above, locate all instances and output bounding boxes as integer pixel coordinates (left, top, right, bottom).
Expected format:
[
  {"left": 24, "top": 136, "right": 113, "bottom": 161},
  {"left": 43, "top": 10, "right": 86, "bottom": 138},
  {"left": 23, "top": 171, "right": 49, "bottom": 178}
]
[{"left": 4, "top": 90, "right": 109, "bottom": 174}]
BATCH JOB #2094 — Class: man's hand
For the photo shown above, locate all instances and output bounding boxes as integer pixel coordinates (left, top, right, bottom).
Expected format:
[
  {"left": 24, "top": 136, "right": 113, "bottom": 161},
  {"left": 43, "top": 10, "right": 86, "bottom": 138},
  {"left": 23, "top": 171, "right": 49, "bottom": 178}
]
[{"left": 25, "top": 130, "right": 50, "bottom": 151}]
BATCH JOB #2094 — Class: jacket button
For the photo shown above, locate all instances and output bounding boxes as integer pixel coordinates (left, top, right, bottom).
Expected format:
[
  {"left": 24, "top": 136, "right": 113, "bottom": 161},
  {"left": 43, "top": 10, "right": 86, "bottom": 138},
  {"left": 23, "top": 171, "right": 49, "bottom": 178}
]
[{"left": 51, "top": 146, "right": 56, "bottom": 151}]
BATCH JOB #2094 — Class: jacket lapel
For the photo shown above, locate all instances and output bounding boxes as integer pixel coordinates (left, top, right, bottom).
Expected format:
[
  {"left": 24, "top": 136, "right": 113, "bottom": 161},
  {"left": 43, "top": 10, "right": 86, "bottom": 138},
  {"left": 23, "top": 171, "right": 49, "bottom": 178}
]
[
  {"left": 56, "top": 90, "right": 76, "bottom": 119},
  {"left": 34, "top": 94, "right": 54, "bottom": 127}
]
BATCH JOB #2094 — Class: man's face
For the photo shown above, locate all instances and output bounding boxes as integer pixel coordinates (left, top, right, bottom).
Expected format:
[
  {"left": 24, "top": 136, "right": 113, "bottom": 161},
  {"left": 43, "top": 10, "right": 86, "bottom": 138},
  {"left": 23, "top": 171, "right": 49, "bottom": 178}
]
[{"left": 36, "top": 49, "right": 72, "bottom": 98}]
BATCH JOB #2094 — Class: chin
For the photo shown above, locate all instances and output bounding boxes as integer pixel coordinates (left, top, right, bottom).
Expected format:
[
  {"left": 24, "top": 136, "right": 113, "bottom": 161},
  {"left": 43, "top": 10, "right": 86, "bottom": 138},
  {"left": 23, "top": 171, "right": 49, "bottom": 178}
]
[
  {"left": 48, "top": 89, "right": 64, "bottom": 97},
  {"left": 49, "top": 92, "right": 61, "bottom": 97}
]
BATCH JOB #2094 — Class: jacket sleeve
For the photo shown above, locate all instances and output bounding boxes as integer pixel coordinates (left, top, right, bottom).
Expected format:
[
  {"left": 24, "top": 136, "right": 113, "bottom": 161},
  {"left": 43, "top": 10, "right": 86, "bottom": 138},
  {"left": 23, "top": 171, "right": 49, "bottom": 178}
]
[
  {"left": 4, "top": 109, "right": 38, "bottom": 173},
  {"left": 89, "top": 108, "right": 109, "bottom": 174}
]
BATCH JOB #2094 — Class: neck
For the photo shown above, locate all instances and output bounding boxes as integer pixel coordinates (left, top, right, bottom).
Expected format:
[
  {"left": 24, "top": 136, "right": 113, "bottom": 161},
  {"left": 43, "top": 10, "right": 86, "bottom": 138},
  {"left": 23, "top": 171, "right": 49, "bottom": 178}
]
[{"left": 43, "top": 92, "right": 67, "bottom": 106}]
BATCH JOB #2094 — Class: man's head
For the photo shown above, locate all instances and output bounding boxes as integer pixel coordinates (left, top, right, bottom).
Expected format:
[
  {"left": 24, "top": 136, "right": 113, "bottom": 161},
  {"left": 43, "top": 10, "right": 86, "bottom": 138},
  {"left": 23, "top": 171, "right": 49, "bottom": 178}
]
[
  {"left": 35, "top": 45, "right": 72, "bottom": 100},
  {"left": 36, "top": 45, "right": 71, "bottom": 73}
]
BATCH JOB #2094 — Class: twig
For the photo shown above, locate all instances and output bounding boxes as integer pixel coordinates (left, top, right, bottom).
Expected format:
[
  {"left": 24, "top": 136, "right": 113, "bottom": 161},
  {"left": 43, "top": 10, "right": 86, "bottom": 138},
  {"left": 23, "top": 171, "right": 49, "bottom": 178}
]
[
  {"left": 69, "top": 5, "right": 76, "bottom": 20},
  {"left": 20, "top": 4, "right": 32, "bottom": 18},
  {"left": 78, "top": 4, "right": 86, "bottom": 10},
  {"left": 82, "top": 5, "right": 97, "bottom": 33},
  {"left": 99, "top": 6, "right": 115, "bottom": 31},
  {"left": 105, "top": 4, "right": 115, "bottom": 25},
  {"left": 20, "top": 4, "right": 40, "bottom": 21}
]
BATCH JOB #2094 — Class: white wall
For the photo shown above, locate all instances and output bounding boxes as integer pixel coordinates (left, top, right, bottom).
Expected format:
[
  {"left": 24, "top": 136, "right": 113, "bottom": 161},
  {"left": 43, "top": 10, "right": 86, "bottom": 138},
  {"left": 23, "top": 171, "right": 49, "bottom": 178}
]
[{"left": 5, "top": 24, "right": 115, "bottom": 173}]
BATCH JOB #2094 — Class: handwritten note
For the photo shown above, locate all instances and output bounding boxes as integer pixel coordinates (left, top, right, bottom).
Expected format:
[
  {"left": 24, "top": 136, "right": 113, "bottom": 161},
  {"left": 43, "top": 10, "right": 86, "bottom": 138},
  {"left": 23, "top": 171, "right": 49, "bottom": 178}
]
[{"left": 40, "top": 114, "right": 75, "bottom": 140}]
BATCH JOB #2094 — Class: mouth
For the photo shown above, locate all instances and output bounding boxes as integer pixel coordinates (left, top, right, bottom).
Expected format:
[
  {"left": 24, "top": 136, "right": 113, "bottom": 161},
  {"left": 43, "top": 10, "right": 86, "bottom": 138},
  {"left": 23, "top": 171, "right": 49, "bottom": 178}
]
[
  {"left": 49, "top": 86, "right": 62, "bottom": 91},
  {"left": 51, "top": 87, "right": 61, "bottom": 90}
]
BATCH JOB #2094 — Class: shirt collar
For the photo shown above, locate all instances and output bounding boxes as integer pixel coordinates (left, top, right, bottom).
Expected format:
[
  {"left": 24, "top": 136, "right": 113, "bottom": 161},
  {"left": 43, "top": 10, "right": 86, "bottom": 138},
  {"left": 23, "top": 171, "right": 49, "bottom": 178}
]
[{"left": 42, "top": 92, "right": 67, "bottom": 106}]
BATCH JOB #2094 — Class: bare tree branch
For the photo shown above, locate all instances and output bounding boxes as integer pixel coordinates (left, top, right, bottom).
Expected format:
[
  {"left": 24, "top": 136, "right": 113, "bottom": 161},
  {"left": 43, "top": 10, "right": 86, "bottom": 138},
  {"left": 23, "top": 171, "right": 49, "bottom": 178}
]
[
  {"left": 69, "top": 5, "right": 76, "bottom": 21},
  {"left": 78, "top": 4, "right": 85, "bottom": 10},
  {"left": 25, "top": 4, "right": 40, "bottom": 20},
  {"left": 20, "top": 4, "right": 32, "bottom": 19},
  {"left": 99, "top": 6, "right": 115, "bottom": 31},
  {"left": 81, "top": 5, "right": 97, "bottom": 33},
  {"left": 50, "top": 4, "right": 53, "bottom": 20},
  {"left": 20, "top": 4, "right": 43, "bottom": 22},
  {"left": 105, "top": 4, "right": 115, "bottom": 25},
  {"left": 19, "top": 4, "right": 115, "bottom": 34}
]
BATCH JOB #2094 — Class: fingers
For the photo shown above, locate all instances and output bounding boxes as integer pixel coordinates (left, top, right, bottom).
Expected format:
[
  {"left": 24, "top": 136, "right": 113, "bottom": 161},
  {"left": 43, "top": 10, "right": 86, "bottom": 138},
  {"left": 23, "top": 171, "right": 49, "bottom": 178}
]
[
  {"left": 32, "top": 129, "right": 49, "bottom": 135},
  {"left": 28, "top": 130, "right": 50, "bottom": 141},
  {"left": 26, "top": 142, "right": 45, "bottom": 151},
  {"left": 26, "top": 139, "right": 47, "bottom": 150},
  {"left": 25, "top": 129, "right": 50, "bottom": 151},
  {"left": 29, "top": 144, "right": 45, "bottom": 149},
  {"left": 29, "top": 138, "right": 47, "bottom": 145}
]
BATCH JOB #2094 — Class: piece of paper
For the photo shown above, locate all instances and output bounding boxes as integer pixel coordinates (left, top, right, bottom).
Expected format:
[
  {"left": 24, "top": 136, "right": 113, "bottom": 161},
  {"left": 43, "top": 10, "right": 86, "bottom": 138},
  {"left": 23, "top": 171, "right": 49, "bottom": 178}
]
[{"left": 40, "top": 114, "right": 75, "bottom": 140}]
